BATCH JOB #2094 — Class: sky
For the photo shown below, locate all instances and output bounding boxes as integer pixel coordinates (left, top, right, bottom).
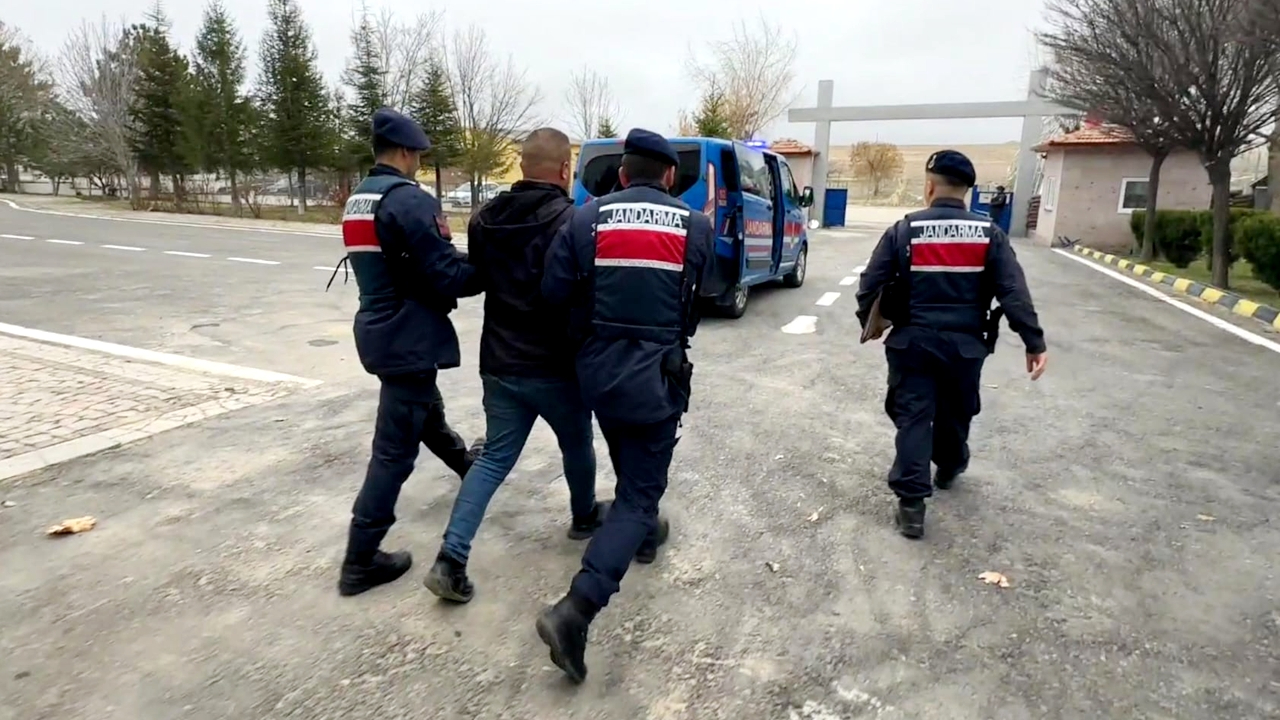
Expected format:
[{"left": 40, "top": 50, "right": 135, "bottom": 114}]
[{"left": 9, "top": 0, "right": 1051, "bottom": 146}]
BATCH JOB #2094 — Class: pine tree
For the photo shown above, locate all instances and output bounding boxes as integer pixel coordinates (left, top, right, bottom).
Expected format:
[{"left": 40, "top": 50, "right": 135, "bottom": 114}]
[
  {"left": 257, "top": 0, "right": 334, "bottom": 213},
  {"left": 693, "top": 87, "right": 732, "bottom": 139},
  {"left": 128, "top": 2, "right": 194, "bottom": 201},
  {"left": 340, "top": 5, "right": 386, "bottom": 176},
  {"left": 191, "top": 0, "right": 253, "bottom": 213},
  {"left": 0, "top": 22, "right": 55, "bottom": 192},
  {"left": 409, "top": 58, "right": 460, "bottom": 197},
  {"left": 596, "top": 117, "right": 618, "bottom": 139}
]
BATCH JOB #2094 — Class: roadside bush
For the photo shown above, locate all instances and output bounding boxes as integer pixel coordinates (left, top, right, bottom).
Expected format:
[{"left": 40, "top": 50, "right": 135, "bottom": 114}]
[
  {"left": 1236, "top": 214, "right": 1280, "bottom": 291},
  {"left": 1154, "top": 210, "right": 1204, "bottom": 267},
  {"left": 1130, "top": 210, "right": 1146, "bottom": 244},
  {"left": 1197, "top": 208, "right": 1260, "bottom": 269}
]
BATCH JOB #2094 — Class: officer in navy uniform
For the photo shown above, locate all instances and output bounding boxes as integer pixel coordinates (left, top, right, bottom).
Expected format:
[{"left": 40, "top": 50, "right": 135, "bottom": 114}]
[
  {"left": 534, "top": 129, "right": 714, "bottom": 683},
  {"left": 337, "top": 107, "right": 485, "bottom": 597},
  {"left": 856, "top": 150, "right": 1048, "bottom": 540}
]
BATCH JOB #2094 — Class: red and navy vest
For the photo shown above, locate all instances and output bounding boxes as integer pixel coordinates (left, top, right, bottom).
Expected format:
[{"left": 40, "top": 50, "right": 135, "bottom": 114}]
[
  {"left": 902, "top": 209, "right": 994, "bottom": 335},
  {"left": 591, "top": 195, "right": 692, "bottom": 346},
  {"left": 341, "top": 173, "right": 417, "bottom": 307}
]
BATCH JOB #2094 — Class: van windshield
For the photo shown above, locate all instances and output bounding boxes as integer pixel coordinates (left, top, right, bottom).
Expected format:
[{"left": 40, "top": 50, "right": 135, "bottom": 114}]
[{"left": 578, "top": 143, "right": 703, "bottom": 198}]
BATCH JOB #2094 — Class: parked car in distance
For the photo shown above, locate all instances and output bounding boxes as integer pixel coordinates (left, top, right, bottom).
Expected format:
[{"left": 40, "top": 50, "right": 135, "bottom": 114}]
[{"left": 446, "top": 182, "right": 500, "bottom": 208}]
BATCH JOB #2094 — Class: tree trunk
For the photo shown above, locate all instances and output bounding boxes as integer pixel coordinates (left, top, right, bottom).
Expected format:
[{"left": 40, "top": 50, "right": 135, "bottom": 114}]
[
  {"left": 434, "top": 159, "right": 443, "bottom": 199},
  {"left": 51, "top": 176, "right": 62, "bottom": 196},
  {"left": 470, "top": 172, "right": 480, "bottom": 207},
  {"left": 3, "top": 162, "right": 19, "bottom": 192},
  {"left": 287, "top": 171, "right": 295, "bottom": 207},
  {"left": 298, "top": 166, "right": 307, "bottom": 214},
  {"left": 148, "top": 168, "right": 160, "bottom": 200},
  {"left": 1140, "top": 151, "right": 1167, "bottom": 262},
  {"left": 1268, "top": 111, "right": 1280, "bottom": 213},
  {"left": 172, "top": 173, "right": 184, "bottom": 210},
  {"left": 1208, "top": 159, "right": 1232, "bottom": 288},
  {"left": 229, "top": 169, "right": 241, "bottom": 216}
]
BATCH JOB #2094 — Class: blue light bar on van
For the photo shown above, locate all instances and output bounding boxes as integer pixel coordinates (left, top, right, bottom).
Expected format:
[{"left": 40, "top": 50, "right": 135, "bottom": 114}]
[{"left": 742, "top": 140, "right": 768, "bottom": 148}]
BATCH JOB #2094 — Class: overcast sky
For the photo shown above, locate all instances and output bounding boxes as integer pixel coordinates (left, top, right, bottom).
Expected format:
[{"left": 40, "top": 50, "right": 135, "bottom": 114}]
[{"left": 11, "top": 0, "right": 1050, "bottom": 146}]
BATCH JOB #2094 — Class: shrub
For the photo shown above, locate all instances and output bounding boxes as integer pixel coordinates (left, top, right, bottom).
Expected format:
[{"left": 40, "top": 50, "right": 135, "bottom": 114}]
[
  {"left": 1155, "top": 210, "right": 1204, "bottom": 268},
  {"left": 1130, "top": 210, "right": 1146, "bottom": 244},
  {"left": 1197, "top": 208, "right": 1260, "bottom": 268},
  {"left": 1236, "top": 214, "right": 1280, "bottom": 292}
]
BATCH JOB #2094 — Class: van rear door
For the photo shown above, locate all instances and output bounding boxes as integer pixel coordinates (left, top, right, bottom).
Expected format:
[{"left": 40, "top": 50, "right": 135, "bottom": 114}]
[
  {"left": 573, "top": 141, "right": 706, "bottom": 206},
  {"left": 732, "top": 143, "right": 780, "bottom": 281}
]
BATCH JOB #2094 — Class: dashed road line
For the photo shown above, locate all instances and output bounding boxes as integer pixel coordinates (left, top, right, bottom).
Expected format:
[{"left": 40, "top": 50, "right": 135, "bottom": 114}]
[
  {"left": 165, "top": 250, "right": 211, "bottom": 258},
  {"left": 854, "top": 264, "right": 866, "bottom": 273},
  {"left": 45, "top": 239, "right": 83, "bottom": 245},
  {"left": 1, "top": 233, "right": 33, "bottom": 240},
  {"left": 227, "top": 257, "right": 280, "bottom": 265},
  {"left": 839, "top": 276, "right": 857, "bottom": 286},
  {"left": 101, "top": 244, "right": 144, "bottom": 251},
  {"left": 816, "top": 292, "right": 841, "bottom": 307},
  {"left": 781, "top": 315, "right": 818, "bottom": 334}
]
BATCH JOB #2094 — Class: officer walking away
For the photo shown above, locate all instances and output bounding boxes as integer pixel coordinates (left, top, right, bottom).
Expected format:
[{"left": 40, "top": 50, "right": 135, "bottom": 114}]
[
  {"left": 337, "top": 107, "right": 485, "bottom": 597},
  {"left": 424, "top": 127, "right": 607, "bottom": 604},
  {"left": 534, "top": 129, "right": 713, "bottom": 683},
  {"left": 856, "top": 150, "right": 1047, "bottom": 540},
  {"left": 988, "top": 184, "right": 1009, "bottom": 228}
]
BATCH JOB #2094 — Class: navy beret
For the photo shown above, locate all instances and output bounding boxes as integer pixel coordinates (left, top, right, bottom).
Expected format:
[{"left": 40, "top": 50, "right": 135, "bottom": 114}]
[
  {"left": 372, "top": 107, "right": 430, "bottom": 151},
  {"left": 623, "top": 128, "right": 678, "bottom": 167},
  {"left": 926, "top": 149, "right": 976, "bottom": 187}
]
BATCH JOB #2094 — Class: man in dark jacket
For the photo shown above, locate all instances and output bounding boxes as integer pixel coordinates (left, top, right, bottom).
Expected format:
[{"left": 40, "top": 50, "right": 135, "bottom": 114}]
[
  {"left": 533, "top": 129, "right": 714, "bottom": 684},
  {"left": 337, "top": 107, "right": 484, "bottom": 597},
  {"left": 856, "top": 150, "right": 1047, "bottom": 539},
  {"left": 423, "top": 127, "right": 606, "bottom": 603}
]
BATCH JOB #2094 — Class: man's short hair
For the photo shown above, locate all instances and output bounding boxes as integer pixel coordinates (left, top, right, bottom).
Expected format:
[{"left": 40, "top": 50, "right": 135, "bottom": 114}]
[
  {"left": 927, "top": 171, "right": 969, "bottom": 193},
  {"left": 621, "top": 153, "right": 670, "bottom": 185},
  {"left": 521, "top": 127, "right": 571, "bottom": 175},
  {"left": 373, "top": 137, "right": 400, "bottom": 158}
]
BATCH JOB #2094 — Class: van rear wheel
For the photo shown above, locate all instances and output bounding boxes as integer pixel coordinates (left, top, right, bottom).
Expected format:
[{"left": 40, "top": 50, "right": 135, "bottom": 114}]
[
  {"left": 782, "top": 244, "right": 807, "bottom": 288},
  {"left": 717, "top": 282, "right": 749, "bottom": 319}
]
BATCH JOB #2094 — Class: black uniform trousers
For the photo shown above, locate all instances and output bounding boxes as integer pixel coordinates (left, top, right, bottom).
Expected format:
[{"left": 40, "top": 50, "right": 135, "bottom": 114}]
[
  {"left": 885, "top": 338, "right": 985, "bottom": 500},
  {"left": 569, "top": 412, "right": 680, "bottom": 609},
  {"left": 347, "top": 371, "right": 470, "bottom": 561}
]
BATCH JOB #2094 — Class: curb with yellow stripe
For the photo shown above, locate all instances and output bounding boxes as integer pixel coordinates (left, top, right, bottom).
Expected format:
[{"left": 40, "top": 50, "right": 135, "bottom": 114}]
[{"left": 1072, "top": 245, "right": 1280, "bottom": 331}]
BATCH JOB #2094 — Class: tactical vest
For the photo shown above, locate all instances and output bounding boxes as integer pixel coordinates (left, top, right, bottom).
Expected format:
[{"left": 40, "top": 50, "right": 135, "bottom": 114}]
[
  {"left": 591, "top": 199, "right": 691, "bottom": 346},
  {"left": 902, "top": 212, "right": 994, "bottom": 335},
  {"left": 341, "top": 173, "right": 417, "bottom": 306}
]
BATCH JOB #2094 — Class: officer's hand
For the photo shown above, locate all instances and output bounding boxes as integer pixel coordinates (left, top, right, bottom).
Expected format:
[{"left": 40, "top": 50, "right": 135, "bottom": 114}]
[{"left": 1026, "top": 352, "right": 1047, "bottom": 381}]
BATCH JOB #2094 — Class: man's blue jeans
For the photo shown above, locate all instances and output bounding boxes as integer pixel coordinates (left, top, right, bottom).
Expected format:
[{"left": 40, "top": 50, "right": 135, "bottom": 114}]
[{"left": 441, "top": 374, "right": 597, "bottom": 563}]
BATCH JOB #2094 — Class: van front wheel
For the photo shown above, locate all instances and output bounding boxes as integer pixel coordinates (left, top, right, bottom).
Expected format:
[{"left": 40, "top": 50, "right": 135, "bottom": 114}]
[
  {"left": 782, "top": 244, "right": 807, "bottom": 288},
  {"left": 717, "top": 282, "right": 749, "bottom": 319}
]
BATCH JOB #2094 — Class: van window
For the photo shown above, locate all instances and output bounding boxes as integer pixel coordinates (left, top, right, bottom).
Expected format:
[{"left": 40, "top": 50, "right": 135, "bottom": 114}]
[
  {"left": 780, "top": 164, "right": 799, "bottom": 205},
  {"left": 736, "top": 147, "right": 771, "bottom": 200},
  {"left": 578, "top": 144, "right": 704, "bottom": 198}
]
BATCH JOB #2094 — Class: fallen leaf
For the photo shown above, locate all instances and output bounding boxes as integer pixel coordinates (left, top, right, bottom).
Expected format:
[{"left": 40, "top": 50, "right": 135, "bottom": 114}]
[
  {"left": 46, "top": 516, "right": 96, "bottom": 536},
  {"left": 1196, "top": 514, "right": 1216, "bottom": 522},
  {"left": 808, "top": 507, "right": 824, "bottom": 522},
  {"left": 978, "top": 571, "right": 1011, "bottom": 588},
  {"left": 2, "top": 500, "right": 15, "bottom": 508},
  {"left": 765, "top": 561, "right": 779, "bottom": 573}
]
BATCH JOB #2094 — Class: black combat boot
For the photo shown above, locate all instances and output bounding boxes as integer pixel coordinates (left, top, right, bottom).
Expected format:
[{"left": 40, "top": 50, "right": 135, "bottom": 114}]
[
  {"left": 423, "top": 551, "right": 475, "bottom": 603},
  {"left": 934, "top": 467, "right": 965, "bottom": 490},
  {"left": 634, "top": 516, "right": 670, "bottom": 564},
  {"left": 895, "top": 499, "right": 926, "bottom": 539},
  {"left": 338, "top": 550, "right": 413, "bottom": 597},
  {"left": 535, "top": 593, "right": 597, "bottom": 684},
  {"left": 567, "top": 500, "right": 613, "bottom": 540}
]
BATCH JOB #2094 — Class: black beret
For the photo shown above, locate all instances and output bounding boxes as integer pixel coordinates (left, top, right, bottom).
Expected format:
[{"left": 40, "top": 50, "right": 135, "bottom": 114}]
[
  {"left": 623, "top": 128, "right": 678, "bottom": 167},
  {"left": 372, "top": 107, "right": 430, "bottom": 151},
  {"left": 926, "top": 149, "right": 976, "bottom": 187}
]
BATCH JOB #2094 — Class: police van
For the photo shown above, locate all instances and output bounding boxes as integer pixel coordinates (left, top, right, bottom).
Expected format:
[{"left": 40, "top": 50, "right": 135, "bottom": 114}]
[{"left": 572, "top": 137, "right": 816, "bottom": 318}]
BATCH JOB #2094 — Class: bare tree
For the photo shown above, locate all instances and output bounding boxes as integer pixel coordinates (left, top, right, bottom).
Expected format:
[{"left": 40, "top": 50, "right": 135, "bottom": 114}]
[
  {"left": 446, "top": 25, "right": 541, "bottom": 206},
  {"left": 1039, "top": 0, "right": 1186, "bottom": 262},
  {"left": 563, "top": 66, "right": 618, "bottom": 141},
  {"left": 58, "top": 16, "right": 140, "bottom": 204},
  {"left": 1242, "top": 0, "right": 1280, "bottom": 212},
  {"left": 372, "top": 7, "right": 441, "bottom": 111},
  {"left": 673, "top": 109, "right": 696, "bottom": 136},
  {"left": 849, "top": 141, "right": 904, "bottom": 197},
  {"left": 686, "top": 15, "right": 798, "bottom": 139}
]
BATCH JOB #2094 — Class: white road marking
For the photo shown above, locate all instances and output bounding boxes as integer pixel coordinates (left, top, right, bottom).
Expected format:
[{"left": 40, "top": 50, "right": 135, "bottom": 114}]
[
  {"left": 1054, "top": 249, "right": 1280, "bottom": 355},
  {"left": 314, "top": 265, "right": 334, "bottom": 271},
  {"left": 0, "top": 196, "right": 335, "bottom": 238},
  {"left": 816, "top": 292, "right": 841, "bottom": 306},
  {"left": 839, "top": 276, "right": 857, "bottom": 286},
  {"left": 781, "top": 315, "right": 818, "bottom": 334},
  {"left": 1, "top": 233, "right": 34, "bottom": 239},
  {"left": 165, "top": 250, "right": 211, "bottom": 258},
  {"left": 227, "top": 257, "right": 280, "bottom": 265},
  {"left": 854, "top": 264, "right": 866, "bottom": 273},
  {"left": 101, "top": 244, "right": 144, "bottom": 251},
  {"left": 0, "top": 321, "right": 323, "bottom": 385},
  {"left": 46, "top": 239, "right": 83, "bottom": 245}
]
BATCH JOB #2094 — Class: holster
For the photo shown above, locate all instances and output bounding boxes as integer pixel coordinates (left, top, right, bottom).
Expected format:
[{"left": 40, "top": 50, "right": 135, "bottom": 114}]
[
  {"left": 662, "top": 345, "right": 694, "bottom": 413},
  {"left": 983, "top": 307, "right": 1006, "bottom": 353}
]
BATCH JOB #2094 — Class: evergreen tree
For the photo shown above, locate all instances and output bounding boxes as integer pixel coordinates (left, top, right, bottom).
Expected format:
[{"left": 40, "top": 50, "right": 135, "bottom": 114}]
[
  {"left": 693, "top": 87, "right": 732, "bottom": 139},
  {"left": 596, "top": 117, "right": 618, "bottom": 139},
  {"left": 257, "top": 0, "right": 334, "bottom": 213},
  {"left": 340, "top": 5, "right": 386, "bottom": 175},
  {"left": 128, "top": 2, "right": 194, "bottom": 201},
  {"left": 190, "top": 0, "right": 254, "bottom": 213},
  {"left": 0, "top": 21, "right": 55, "bottom": 192},
  {"left": 409, "top": 58, "right": 460, "bottom": 197}
]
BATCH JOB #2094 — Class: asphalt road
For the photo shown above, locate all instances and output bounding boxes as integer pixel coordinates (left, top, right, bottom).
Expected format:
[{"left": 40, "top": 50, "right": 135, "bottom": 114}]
[{"left": 1, "top": 201, "right": 1278, "bottom": 720}]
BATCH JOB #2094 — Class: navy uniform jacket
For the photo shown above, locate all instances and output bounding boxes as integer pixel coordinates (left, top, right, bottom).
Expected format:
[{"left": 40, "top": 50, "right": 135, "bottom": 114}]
[
  {"left": 855, "top": 197, "right": 1046, "bottom": 357},
  {"left": 542, "top": 182, "right": 715, "bottom": 424},
  {"left": 351, "top": 164, "right": 483, "bottom": 377}
]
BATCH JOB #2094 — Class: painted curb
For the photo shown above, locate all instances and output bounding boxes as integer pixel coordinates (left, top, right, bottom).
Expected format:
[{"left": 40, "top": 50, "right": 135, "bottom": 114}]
[{"left": 1072, "top": 245, "right": 1280, "bottom": 331}]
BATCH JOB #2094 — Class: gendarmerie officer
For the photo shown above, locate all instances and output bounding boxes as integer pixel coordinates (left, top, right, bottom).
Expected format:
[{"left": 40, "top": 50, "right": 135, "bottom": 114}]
[
  {"left": 337, "top": 107, "right": 484, "bottom": 596},
  {"left": 534, "top": 129, "right": 714, "bottom": 683},
  {"left": 856, "top": 150, "right": 1048, "bottom": 540}
]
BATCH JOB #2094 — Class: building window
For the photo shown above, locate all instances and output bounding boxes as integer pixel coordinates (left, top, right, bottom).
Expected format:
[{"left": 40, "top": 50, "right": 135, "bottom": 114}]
[
  {"left": 1118, "top": 178, "right": 1150, "bottom": 213},
  {"left": 1040, "top": 175, "right": 1058, "bottom": 212}
]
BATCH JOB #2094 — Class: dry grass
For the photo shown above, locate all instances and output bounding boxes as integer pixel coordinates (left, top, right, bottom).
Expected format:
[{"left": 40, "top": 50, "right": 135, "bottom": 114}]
[{"left": 830, "top": 142, "right": 1019, "bottom": 205}]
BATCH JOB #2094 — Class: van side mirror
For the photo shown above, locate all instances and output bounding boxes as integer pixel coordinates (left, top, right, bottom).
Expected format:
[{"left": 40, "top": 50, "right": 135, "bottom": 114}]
[{"left": 801, "top": 186, "right": 815, "bottom": 208}]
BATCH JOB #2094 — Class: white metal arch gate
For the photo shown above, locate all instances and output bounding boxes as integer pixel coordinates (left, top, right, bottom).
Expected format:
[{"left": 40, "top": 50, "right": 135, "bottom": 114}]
[{"left": 788, "top": 68, "right": 1074, "bottom": 237}]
